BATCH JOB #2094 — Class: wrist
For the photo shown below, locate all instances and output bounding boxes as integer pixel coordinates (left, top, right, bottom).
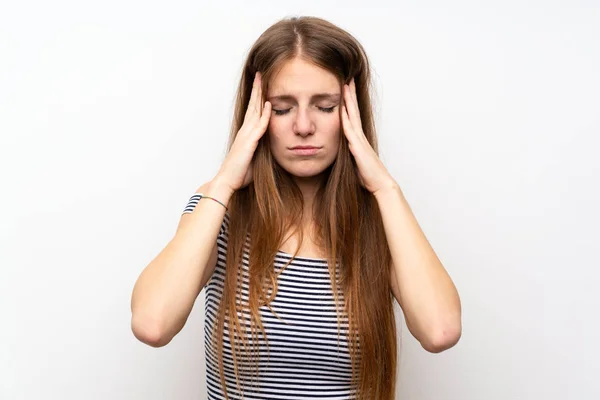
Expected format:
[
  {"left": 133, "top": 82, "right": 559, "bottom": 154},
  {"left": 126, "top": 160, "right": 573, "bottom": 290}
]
[
  {"left": 205, "top": 178, "right": 234, "bottom": 206},
  {"left": 373, "top": 182, "right": 402, "bottom": 201}
]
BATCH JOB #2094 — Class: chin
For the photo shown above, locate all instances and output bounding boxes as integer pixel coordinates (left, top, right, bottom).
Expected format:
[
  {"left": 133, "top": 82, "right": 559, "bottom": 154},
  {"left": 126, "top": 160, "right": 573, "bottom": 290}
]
[
  {"left": 272, "top": 152, "right": 336, "bottom": 179},
  {"left": 283, "top": 162, "right": 332, "bottom": 179},
  {"left": 290, "top": 170, "right": 322, "bottom": 179}
]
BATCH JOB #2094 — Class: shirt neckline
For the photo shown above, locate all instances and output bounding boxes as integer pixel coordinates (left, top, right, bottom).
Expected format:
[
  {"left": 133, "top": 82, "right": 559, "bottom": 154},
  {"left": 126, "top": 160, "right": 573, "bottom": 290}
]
[{"left": 276, "top": 249, "right": 329, "bottom": 262}]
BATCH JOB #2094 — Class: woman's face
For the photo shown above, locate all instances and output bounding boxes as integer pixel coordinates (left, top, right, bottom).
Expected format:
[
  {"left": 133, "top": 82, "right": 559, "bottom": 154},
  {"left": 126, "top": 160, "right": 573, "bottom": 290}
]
[{"left": 266, "top": 57, "right": 341, "bottom": 182}]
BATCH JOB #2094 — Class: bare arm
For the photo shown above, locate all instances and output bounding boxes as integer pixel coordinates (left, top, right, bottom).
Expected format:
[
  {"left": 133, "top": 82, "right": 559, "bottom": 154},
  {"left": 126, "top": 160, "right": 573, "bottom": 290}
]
[
  {"left": 130, "top": 71, "right": 269, "bottom": 347},
  {"left": 130, "top": 179, "right": 233, "bottom": 347},
  {"left": 375, "top": 184, "right": 462, "bottom": 353}
]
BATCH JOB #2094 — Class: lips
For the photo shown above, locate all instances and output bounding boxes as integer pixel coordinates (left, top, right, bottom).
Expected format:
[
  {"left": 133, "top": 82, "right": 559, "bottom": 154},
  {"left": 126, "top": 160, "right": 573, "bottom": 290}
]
[{"left": 290, "top": 147, "right": 321, "bottom": 156}]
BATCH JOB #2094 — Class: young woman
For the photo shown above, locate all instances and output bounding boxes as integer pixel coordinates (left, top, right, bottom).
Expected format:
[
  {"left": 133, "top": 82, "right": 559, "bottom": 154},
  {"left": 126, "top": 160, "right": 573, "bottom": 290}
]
[{"left": 131, "top": 16, "right": 462, "bottom": 400}]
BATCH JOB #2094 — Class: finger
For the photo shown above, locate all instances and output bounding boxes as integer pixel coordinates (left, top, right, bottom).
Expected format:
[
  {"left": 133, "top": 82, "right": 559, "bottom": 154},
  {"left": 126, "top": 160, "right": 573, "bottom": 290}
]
[
  {"left": 351, "top": 77, "right": 358, "bottom": 105},
  {"left": 257, "top": 73, "right": 263, "bottom": 117},
  {"left": 341, "top": 104, "right": 355, "bottom": 140},
  {"left": 343, "top": 84, "right": 358, "bottom": 127},
  {"left": 257, "top": 101, "right": 271, "bottom": 135},
  {"left": 252, "top": 72, "right": 261, "bottom": 115},
  {"left": 245, "top": 73, "right": 258, "bottom": 120},
  {"left": 346, "top": 82, "right": 363, "bottom": 130}
]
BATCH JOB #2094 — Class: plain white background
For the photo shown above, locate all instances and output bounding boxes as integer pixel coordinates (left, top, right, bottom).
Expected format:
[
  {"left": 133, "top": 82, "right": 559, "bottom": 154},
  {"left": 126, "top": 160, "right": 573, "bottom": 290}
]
[{"left": 1, "top": 1, "right": 599, "bottom": 399}]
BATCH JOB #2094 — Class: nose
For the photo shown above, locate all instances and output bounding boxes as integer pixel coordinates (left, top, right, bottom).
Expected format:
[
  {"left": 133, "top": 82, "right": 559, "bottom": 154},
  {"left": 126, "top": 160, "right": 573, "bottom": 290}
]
[{"left": 292, "top": 108, "right": 315, "bottom": 137}]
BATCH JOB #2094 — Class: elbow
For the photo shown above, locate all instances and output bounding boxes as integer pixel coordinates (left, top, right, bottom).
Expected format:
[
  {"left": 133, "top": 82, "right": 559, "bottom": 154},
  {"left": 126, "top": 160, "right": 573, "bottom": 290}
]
[
  {"left": 421, "top": 323, "right": 462, "bottom": 354},
  {"left": 131, "top": 312, "right": 172, "bottom": 348}
]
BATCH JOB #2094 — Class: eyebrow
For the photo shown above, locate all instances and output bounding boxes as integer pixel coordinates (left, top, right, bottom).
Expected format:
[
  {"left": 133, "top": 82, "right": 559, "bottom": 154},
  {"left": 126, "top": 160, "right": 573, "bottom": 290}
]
[{"left": 266, "top": 93, "right": 341, "bottom": 103}]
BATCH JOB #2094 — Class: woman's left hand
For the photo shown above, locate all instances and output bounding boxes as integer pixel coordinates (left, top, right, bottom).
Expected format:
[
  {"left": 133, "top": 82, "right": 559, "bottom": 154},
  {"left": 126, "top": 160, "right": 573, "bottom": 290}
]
[{"left": 341, "top": 77, "right": 397, "bottom": 195}]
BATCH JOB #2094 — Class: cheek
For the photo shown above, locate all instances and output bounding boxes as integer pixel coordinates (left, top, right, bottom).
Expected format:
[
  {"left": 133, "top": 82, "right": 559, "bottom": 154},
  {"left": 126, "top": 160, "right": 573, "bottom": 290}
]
[
  {"left": 332, "top": 115, "right": 341, "bottom": 130},
  {"left": 267, "top": 119, "right": 289, "bottom": 143},
  {"left": 327, "top": 115, "right": 341, "bottom": 136},
  {"left": 267, "top": 118, "right": 281, "bottom": 134}
]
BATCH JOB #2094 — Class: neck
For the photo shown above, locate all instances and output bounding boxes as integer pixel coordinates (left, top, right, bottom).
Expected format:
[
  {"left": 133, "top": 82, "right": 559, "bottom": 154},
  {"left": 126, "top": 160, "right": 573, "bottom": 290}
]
[{"left": 293, "top": 174, "right": 324, "bottom": 210}]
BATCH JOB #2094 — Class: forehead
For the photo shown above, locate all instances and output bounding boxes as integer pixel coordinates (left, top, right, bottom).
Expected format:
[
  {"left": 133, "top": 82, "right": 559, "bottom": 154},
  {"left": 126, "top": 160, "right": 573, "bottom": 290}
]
[{"left": 268, "top": 58, "right": 340, "bottom": 96}]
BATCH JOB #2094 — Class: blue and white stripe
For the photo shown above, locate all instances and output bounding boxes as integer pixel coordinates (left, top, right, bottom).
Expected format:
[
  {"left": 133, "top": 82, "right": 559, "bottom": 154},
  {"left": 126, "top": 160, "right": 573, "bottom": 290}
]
[{"left": 182, "top": 195, "right": 356, "bottom": 399}]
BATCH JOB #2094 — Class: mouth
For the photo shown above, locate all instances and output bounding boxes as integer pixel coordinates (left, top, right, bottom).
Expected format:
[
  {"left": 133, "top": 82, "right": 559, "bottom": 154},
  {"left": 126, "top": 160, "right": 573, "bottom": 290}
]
[
  {"left": 289, "top": 146, "right": 321, "bottom": 156},
  {"left": 290, "top": 146, "right": 321, "bottom": 150}
]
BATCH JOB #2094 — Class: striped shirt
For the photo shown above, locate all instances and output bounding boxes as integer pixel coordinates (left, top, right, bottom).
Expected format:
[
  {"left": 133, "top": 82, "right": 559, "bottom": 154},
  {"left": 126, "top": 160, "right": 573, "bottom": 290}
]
[{"left": 183, "top": 194, "right": 356, "bottom": 399}]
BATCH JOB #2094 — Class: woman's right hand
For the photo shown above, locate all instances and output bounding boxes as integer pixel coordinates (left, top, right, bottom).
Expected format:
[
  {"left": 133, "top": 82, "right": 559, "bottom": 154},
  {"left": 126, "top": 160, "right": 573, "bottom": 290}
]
[{"left": 214, "top": 71, "right": 272, "bottom": 195}]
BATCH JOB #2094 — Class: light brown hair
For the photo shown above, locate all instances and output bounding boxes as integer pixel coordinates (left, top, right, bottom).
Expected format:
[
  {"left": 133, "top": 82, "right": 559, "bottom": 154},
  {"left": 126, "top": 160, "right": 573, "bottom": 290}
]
[{"left": 213, "top": 15, "right": 397, "bottom": 399}]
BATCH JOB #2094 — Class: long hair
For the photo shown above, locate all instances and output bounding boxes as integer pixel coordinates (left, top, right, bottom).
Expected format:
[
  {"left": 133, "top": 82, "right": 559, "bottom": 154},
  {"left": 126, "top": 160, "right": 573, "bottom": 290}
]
[{"left": 212, "top": 16, "right": 397, "bottom": 400}]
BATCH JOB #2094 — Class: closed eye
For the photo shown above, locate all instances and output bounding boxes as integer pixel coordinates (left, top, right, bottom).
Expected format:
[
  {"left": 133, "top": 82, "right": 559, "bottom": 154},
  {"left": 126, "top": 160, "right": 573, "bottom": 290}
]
[
  {"left": 319, "top": 106, "right": 336, "bottom": 113},
  {"left": 273, "top": 106, "right": 337, "bottom": 116}
]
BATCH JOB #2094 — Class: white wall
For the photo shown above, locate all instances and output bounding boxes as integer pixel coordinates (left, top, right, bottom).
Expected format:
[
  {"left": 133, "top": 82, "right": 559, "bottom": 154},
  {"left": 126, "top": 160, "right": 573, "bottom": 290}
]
[{"left": 1, "top": 1, "right": 598, "bottom": 399}]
